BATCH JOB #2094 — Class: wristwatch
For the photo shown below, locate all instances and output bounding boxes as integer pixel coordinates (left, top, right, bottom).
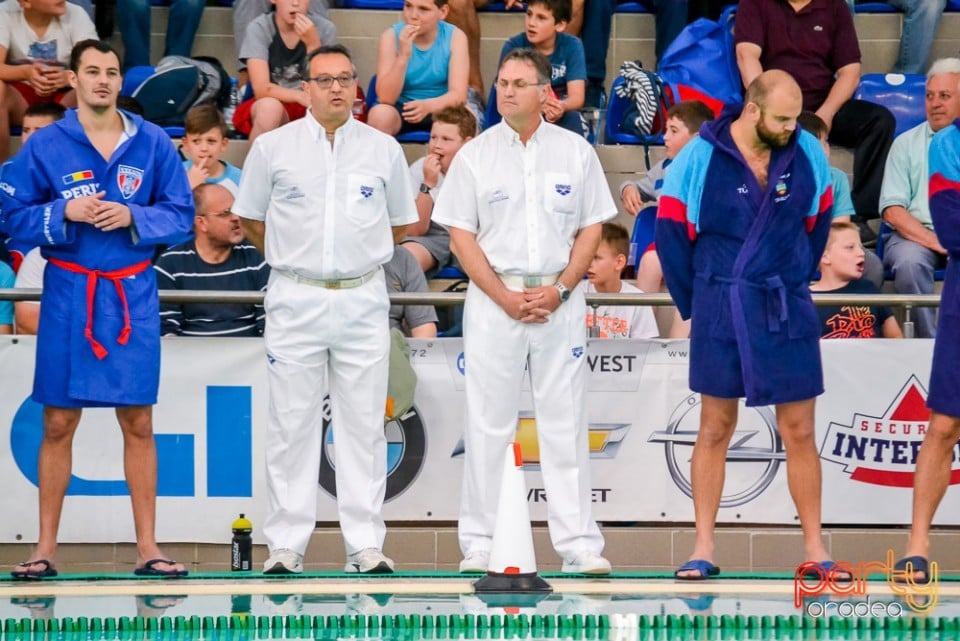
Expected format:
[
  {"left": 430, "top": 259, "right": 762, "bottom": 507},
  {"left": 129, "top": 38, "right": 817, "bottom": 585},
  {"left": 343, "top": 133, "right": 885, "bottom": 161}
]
[
  {"left": 554, "top": 282, "right": 571, "bottom": 303},
  {"left": 419, "top": 182, "right": 433, "bottom": 195}
]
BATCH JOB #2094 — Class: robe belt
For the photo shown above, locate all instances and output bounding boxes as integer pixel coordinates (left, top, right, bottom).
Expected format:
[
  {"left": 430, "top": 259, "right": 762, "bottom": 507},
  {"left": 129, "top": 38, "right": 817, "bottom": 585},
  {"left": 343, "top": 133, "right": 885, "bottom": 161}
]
[
  {"left": 47, "top": 257, "right": 152, "bottom": 360},
  {"left": 706, "top": 273, "right": 789, "bottom": 333}
]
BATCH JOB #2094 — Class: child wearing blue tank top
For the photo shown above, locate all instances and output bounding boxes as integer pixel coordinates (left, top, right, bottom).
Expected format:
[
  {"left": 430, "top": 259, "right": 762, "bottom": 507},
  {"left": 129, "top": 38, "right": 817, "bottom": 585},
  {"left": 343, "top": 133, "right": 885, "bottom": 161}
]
[{"left": 369, "top": 0, "right": 472, "bottom": 136}]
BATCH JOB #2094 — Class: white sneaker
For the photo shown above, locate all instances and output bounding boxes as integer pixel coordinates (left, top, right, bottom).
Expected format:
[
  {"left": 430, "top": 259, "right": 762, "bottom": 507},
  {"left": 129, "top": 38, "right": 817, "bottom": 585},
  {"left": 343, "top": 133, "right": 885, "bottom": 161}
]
[
  {"left": 345, "top": 548, "right": 395, "bottom": 574},
  {"left": 263, "top": 549, "right": 303, "bottom": 575},
  {"left": 562, "top": 552, "right": 612, "bottom": 575},
  {"left": 459, "top": 550, "right": 490, "bottom": 573}
]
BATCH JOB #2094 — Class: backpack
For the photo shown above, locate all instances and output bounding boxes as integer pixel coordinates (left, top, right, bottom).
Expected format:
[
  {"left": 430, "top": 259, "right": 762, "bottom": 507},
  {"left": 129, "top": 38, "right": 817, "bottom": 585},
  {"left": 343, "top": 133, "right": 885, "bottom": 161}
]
[
  {"left": 131, "top": 55, "right": 232, "bottom": 127},
  {"left": 656, "top": 5, "right": 743, "bottom": 106},
  {"left": 615, "top": 60, "right": 670, "bottom": 138}
]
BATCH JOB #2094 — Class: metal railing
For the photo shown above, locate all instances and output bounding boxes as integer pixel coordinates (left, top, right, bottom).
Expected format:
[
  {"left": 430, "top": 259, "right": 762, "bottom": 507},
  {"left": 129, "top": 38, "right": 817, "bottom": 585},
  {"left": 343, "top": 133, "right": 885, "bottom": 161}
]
[{"left": 0, "top": 289, "right": 942, "bottom": 338}]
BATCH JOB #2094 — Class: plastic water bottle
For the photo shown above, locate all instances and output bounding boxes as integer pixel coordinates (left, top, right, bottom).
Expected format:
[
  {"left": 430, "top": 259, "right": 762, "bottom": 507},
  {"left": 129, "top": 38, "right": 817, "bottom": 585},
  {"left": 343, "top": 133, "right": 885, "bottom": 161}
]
[
  {"left": 224, "top": 78, "right": 240, "bottom": 137},
  {"left": 231, "top": 513, "right": 253, "bottom": 571}
]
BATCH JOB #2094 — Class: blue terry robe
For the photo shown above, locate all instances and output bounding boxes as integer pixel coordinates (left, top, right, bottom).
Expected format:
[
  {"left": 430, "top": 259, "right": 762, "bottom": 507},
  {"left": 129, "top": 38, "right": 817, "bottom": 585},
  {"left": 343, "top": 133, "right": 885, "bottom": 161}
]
[
  {"left": 656, "top": 108, "right": 834, "bottom": 406},
  {"left": 927, "top": 119, "right": 960, "bottom": 418},
  {"left": 0, "top": 110, "right": 194, "bottom": 407}
]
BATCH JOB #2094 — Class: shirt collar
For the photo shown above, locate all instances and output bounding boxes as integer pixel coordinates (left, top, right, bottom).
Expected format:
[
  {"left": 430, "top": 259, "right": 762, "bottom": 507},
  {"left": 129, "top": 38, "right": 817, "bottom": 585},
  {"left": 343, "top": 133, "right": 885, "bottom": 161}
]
[
  {"left": 497, "top": 116, "right": 546, "bottom": 146},
  {"left": 304, "top": 108, "right": 355, "bottom": 141}
]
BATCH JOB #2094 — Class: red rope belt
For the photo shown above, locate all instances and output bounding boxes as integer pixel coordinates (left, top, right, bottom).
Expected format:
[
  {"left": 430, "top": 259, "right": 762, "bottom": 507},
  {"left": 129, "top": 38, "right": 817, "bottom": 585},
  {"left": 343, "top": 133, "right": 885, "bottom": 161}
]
[{"left": 47, "top": 256, "right": 152, "bottom": 360}]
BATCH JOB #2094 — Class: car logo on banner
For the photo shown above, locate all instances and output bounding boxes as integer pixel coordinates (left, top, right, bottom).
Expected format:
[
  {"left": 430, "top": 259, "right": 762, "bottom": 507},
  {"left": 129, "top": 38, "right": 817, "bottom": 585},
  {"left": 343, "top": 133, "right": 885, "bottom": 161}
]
[
  {"left": 821, "top": 375, "right": 940, "bottom": 487},
  {"left": 318, "top": 395, "right": 426, "bottom": 501},
  {"left": 648, "top": 393, "right": 785, "bottom": 507},
  {"left": 450, "top": 414, "right": 631, "bottom": 468}
]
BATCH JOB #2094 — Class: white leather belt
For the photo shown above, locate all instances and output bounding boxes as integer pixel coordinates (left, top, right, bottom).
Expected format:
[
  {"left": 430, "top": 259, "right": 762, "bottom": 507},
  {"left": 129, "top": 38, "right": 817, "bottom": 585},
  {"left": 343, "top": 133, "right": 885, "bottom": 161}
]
[
  {"left": 277, "top": 267, "right": 379, "bottom": 289},
  {"left": 497, "top": 272, "right": 561, "bottom": 290}
]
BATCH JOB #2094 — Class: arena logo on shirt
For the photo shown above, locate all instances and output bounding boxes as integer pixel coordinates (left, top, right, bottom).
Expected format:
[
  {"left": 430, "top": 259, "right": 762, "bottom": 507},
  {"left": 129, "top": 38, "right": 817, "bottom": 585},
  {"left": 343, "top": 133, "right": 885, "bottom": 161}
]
[
  {"left": 360, "top": 185, "right": 374, "bottom": 198},
  {"left": 117, "top": 165, "right": 144, "bottom": 200},
  {"left": 555, "top": 184, "right": 571, "bottom": 196},
  {"left": 820, "top": 376, "right": 950, "bottom": 487}
]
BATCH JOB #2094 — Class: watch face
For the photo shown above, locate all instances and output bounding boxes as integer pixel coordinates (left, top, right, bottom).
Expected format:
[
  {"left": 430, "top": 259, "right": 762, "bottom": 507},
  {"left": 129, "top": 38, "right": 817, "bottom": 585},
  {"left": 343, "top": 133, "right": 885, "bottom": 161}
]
[{"left": 419, "top": 183, "right": 431, "bottom": 194}]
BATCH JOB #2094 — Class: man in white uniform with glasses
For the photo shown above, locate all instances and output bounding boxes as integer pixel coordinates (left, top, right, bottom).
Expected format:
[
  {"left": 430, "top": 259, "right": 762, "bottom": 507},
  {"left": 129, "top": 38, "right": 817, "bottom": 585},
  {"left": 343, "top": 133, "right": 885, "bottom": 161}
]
[
  {"left": 433, "top": 48, "right": 616, "bottom": 575},
  {"left": 234, "top": 44, "right": 417, "bottom": 575}
]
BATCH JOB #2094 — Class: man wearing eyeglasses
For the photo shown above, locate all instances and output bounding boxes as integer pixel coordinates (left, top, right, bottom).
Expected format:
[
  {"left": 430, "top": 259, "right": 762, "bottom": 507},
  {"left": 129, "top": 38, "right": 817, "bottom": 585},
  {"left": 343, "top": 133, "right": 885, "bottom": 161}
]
[
  {"left": 235, "top": 44, "right": 418, "bottom": 575},
  {"left": 433, "top": 48, "right": 615, "bottom": 575},
  {"left": 154, "top": 184, "right": 269, "bottom": 337}
]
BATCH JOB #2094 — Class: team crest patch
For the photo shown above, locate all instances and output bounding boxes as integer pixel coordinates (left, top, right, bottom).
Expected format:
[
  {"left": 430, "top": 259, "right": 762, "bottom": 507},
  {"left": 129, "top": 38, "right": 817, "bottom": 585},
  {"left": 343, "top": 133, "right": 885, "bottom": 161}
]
[
  {"left": 360, "top": 185, "right": 374, "bottom": 198},
  {"left": 555, "top": 184, "right": 571, "bottom": 196},
  {"left": 117, "top": 165, "right": 144, "bottom": 200},
  {"left": 572, "top": 346, "right": 584, "bottom": 358}
]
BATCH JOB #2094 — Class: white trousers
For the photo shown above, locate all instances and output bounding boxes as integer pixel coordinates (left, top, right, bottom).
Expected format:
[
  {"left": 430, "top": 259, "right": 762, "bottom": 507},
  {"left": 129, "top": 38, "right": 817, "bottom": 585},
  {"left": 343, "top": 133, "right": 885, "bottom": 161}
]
[
  {"left": 458, "top": 282, "right": 604, "bottom": 560},
  {"left": 262, "top": 270, "right": 390, "bottom": 556}
]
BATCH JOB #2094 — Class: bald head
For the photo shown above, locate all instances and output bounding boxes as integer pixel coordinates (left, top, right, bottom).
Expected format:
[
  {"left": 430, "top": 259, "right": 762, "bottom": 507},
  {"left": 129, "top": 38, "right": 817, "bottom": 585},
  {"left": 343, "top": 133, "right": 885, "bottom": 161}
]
[{"left": 745, "top": 70, "right": 803, "bottom": 112}]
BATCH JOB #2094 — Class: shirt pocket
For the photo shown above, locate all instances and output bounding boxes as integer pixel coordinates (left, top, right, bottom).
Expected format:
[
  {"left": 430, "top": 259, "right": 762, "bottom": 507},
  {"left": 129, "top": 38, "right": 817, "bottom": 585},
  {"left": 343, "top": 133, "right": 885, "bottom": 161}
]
[
  {"left": 542, "top": 172, "right": 577, "bottom": 216},
  {"left": 345, "top": 174, "right": 386, "bottom": 229}
]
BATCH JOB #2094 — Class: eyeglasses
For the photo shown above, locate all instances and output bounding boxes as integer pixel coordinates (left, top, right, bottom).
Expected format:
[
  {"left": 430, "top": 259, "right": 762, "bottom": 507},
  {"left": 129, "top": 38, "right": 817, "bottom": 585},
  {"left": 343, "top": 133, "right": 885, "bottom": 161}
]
[
  {"left": 496, "top": 78, "right": 545, "bottom": 91},
  {"left": 201, "top": 209, "right": 235, "bottom": 219},
  {"left": 308, "top": 74, "right": 358, "bottom": 89}
]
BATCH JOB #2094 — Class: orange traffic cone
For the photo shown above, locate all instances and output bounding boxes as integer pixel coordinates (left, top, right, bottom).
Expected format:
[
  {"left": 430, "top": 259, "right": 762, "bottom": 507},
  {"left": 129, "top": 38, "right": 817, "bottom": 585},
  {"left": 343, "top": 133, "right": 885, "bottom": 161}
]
[{"left": 474, "top": 442, "right": 552, "bottom": 595}]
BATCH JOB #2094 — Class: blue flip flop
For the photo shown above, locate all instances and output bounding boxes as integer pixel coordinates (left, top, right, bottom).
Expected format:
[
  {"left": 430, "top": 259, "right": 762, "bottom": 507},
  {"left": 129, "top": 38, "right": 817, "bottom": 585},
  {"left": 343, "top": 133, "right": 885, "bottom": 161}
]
[
  {"left": 893, "top": 555, "right": 931, "bottom": 584},
  {"left": 801, "top": 560, "right": 853, "bottom": 582},
  {"left": 11, "top": 559, "right": 58, "bottom": 580},
  {"left": 675, "top": 559, "right": 720, "bottom": 580},
  {"left": 134, "top": 559, "right": 189, "bottom": 578}
]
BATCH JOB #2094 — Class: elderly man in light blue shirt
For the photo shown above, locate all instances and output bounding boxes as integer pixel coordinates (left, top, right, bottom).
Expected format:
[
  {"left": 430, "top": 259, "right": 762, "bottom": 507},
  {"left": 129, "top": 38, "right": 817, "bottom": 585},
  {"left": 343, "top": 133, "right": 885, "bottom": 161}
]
[{"left": 879, "top": 57, "right": 960, "bottom": 338}]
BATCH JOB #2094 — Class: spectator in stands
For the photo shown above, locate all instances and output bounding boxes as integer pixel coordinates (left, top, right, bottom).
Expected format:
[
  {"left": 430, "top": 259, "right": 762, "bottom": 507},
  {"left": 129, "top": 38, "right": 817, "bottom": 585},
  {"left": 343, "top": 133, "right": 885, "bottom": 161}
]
[
  {"left": 406, "top": 104, "right": 476, "bottom": 275},
  {"left": 811, "top": 221, "right": 902, "bottom": 338},
  {"left": 584, "top": 222, "right": 658, "bottom": 339},
  {"left": 797, "top": 110, "right": 884, "bottom": 288},
  {"left": 0, "top": 258, "right": 12, "bottom": 333},
  {"left": 846, "top": 0, "right": 944, "bottom": 75},
  {"left": 9, "top": 101, "right": 64, "bottom": 334},
  {"left": 154, "top": 184, "right": 269, "bottom": 337},
  {"left": 879, "top": 57, "right": 960, "bottom": 338},
  {"left": 625, "top": 100, "right": 713, "bottom": 339},
  {"left": 368, "top": 0, "right": 476, "bottom": 136},
  {"left": 13, "top": 247, "right": 42, "bottom": 333},
  {"left": 385, "top": 244, "right": 438, "bottom": 337},
  {"left": 0, "top": 0, "right": 96, "bottom": 160},
  {"left": 117, "top": 0, "right": 204, "bottom": 69},
  {"left": 499, "top": 0, "right": 587, "bottom": 136},
  {"left": 233, "top": 0, "right": 335, "bottom": 82},
  {"left": 235, "top": 0, "right": 326, "bottom": 142},
  {"left": 735, "top": 0, "right": 895, "bottom": 226},
  {"left": 182, "top": 103, "right": 243, "bottom": 196}
]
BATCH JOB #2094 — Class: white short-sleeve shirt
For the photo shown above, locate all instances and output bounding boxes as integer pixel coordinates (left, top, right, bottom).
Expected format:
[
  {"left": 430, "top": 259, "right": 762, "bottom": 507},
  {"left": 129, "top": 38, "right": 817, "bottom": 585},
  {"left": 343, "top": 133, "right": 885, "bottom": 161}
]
[
  {"left": 432, "top": 120, "right": 617, "bottom": 276},
  {"left": 0, "top": 2, "right": 98, "bottom": 66},
  {"left": 233, "top": 113, "right": 418, "bottom": 279}
]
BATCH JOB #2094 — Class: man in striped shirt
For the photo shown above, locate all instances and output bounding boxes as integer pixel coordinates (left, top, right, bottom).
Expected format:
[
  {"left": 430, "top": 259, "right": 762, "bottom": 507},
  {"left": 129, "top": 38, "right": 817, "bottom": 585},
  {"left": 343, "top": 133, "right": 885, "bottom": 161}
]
[{"left": 154, "top": 183, "right": 269, "bottom": 336}]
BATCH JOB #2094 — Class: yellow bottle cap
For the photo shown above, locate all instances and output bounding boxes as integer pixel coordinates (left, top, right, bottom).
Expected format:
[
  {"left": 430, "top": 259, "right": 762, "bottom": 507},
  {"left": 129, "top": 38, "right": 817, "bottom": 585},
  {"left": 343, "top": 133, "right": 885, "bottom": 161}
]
[{"left": 232, "top": 513, "right": 253, "bottom": 530}]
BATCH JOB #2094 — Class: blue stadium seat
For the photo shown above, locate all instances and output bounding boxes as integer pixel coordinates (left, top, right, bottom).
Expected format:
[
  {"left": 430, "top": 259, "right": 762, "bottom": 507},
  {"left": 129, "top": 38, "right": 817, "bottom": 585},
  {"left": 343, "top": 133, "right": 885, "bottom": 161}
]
[
  {"left": 854, "top": 1, "right": 899, "bottom": 11},
  {"left": 628, "top": 207, "right": 657, "bottom": 268},
  {"left": 604, "top": 76, "right": 664, "bottom": 146},
  {"left": 948, "top": 0, "right": 960, "bottom": 10},
  {"left": 435, "top": 266, "right": 467, "bottom": 279},
  {"left": 340, "top": 0, "right": 402, "bottom": 8},
  {"left": 366, "top": 75, "right": 430, "bottom": 143},
  {"left": 484, "top": 84, "right": 500, "bottom": 129},
  {"left": 854, "top": 73, "right": 926, "bottom": 137},
  {"left": 615, "top": 0, "right": 653, "bottom": 12},
  {"left": 121, "top": 65, "right": 154, "bottom": 97}
]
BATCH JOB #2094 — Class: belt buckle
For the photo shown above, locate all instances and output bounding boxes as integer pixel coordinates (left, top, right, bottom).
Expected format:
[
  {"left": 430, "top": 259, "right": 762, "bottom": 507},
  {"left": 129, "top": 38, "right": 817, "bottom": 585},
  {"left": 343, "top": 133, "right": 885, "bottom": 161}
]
[{"left": 523, "top": 275, "right": 542, "bottom": 288}]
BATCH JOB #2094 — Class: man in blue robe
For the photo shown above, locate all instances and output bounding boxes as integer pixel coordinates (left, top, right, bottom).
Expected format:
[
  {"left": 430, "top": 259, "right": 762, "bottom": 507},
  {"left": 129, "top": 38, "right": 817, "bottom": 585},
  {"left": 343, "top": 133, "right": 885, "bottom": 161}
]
[
  {"left": 657, "top": 70, "right": 835, "bottom": 579},
  {"left": 894, "top": 118, "right": 960, "bottom": 585},
  {"left": 1, "top": 40, "right": 194, "bottom": 579}
]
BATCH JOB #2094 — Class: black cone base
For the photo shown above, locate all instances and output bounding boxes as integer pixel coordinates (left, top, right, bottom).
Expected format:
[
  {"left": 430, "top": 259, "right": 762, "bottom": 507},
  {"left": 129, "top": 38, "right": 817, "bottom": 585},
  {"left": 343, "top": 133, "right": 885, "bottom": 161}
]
[
  {"left": 475, "top": 591, "right": 552, "bottom": 610},
  {"left": 473, "top": 572, "right": 553, "bottom": 594}
]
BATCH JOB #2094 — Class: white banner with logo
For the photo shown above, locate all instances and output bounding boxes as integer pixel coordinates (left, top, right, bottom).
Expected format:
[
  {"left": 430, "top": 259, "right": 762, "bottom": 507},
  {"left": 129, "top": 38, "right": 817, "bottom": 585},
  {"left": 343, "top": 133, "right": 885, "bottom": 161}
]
[{"left": 0, "top": 336, "right": 954, "bottom": 543}]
